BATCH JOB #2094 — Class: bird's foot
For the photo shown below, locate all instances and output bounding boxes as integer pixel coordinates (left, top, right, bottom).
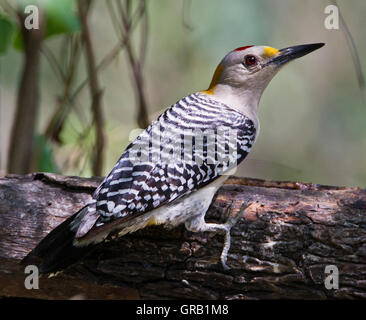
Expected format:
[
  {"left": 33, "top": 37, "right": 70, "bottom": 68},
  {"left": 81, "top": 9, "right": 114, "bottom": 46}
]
[{"left": 220, "top": 199, "right": 253, "bottom": 270}]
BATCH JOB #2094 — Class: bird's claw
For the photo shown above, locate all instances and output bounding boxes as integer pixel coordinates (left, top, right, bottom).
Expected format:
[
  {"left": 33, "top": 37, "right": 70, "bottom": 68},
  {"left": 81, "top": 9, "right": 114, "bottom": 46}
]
[{"left": 226, "top": 198, "right": 252, "bottom": 227}]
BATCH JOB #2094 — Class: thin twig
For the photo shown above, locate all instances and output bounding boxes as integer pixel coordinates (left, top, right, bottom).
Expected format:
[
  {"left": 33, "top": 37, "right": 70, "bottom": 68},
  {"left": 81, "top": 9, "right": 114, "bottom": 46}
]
[
  {"left": 114, "top": 0, "right": 149, "bottom": 129},
  {"left": 78, "top": 0, "right": 105, "bottom": 176},
  {"left": 43, "top": 34, "right": 83, "bottom": 143},
  {"left": 106, "top": 0, "right": 123, "bottom": 39},
  {"left": 70, "top": 1, "right": 146, "bottom": 103},
  {"left": 332, "top": 0, "right": 365, "bottom": 104},
  {"left": 41, "top": 44, "right": 65, "bottom": 83},
  {"left": 182, "top": 0, "right": 194, "bottom": 31},
  {"left": 45, "top": 0, "right": 146, "bottom": 150},
  {"left": 139, "top": 0, "right": 148, "bottom": 68}
]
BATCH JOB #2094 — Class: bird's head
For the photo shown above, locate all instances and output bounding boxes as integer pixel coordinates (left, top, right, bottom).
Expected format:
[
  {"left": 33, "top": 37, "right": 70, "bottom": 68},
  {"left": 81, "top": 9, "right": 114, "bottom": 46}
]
[{"left": 202, "top": 43, "right": 324, "bottom": 108}]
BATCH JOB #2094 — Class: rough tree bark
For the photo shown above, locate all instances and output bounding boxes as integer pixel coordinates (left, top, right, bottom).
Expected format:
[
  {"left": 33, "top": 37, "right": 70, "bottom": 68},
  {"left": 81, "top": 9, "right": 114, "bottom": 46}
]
[{"left": 0, "top": 173, "right": 366, "bottom": 299}]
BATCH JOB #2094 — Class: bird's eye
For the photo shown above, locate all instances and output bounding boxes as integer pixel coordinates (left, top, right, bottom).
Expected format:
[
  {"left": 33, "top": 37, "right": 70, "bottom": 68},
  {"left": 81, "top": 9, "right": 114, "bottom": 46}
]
[{"left": 243, "top": 55, "right": 258, "bottom": 67}]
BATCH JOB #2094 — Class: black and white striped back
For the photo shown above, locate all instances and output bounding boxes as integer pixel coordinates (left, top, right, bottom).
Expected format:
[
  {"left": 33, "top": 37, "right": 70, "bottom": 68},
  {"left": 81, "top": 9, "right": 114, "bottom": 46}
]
[{"left": 90, "top": 92, "right": 256, "bottom": 226}]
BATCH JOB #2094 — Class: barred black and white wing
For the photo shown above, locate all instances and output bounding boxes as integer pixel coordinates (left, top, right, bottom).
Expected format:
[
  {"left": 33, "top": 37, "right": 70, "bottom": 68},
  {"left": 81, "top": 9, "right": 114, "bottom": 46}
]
[{"left": 90, "top": 92, "right": 256, "bottom": 229}]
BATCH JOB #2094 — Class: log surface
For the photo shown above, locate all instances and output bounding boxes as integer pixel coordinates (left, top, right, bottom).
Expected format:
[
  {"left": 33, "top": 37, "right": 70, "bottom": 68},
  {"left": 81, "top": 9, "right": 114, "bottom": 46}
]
[{"left": 1, "top": 172, "right": 366, "bottom": 299}]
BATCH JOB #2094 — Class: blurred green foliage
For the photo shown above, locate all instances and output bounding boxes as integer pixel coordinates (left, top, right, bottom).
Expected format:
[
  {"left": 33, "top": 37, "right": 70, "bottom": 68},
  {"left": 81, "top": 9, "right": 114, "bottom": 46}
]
[
  {"left": 13, "top": 0, "right": 79, "bottom": 50},
  {"left": 34, "top": 134, "right": 59, "bottom": 173},
  {"left": 43, "top": 0, "right": 79, "bottom": 37},
  {"left": 0, "top": 14, "right": 15, "bottom": 55}
]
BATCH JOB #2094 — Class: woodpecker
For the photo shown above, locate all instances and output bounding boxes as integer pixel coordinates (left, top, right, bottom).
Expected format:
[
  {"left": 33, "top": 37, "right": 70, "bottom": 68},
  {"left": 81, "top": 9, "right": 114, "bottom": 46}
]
[{"left": 22, "top": 43, "right": 324, "bottom": 273}]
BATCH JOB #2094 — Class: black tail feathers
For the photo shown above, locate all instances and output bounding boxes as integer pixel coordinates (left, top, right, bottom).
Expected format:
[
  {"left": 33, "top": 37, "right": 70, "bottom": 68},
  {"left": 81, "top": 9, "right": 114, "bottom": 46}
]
[{"left": 21, "top": 206, "right": 95, "bottom": 274}]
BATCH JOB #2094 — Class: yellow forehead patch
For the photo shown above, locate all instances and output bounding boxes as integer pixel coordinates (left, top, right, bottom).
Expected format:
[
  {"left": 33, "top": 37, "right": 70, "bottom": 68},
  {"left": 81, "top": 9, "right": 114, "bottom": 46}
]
[{"left": 264, "top": 46, "right": 279, "bottom": 57}]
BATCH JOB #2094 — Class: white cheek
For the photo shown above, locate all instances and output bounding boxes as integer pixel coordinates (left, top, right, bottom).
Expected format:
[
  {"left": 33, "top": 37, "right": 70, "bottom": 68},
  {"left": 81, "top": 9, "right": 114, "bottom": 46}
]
[{"left": 221, "top": 65, "right": 245, "bottom": 84}]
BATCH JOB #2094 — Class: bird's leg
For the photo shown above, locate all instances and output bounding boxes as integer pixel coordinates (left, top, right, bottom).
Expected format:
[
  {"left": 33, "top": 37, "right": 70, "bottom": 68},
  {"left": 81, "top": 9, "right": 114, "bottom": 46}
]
[
  {"left": 185, "top": 200, "right": 251, "bottom": 270},
  {"left": 219, "top": 200, "right": 250, "bottom": 269}
]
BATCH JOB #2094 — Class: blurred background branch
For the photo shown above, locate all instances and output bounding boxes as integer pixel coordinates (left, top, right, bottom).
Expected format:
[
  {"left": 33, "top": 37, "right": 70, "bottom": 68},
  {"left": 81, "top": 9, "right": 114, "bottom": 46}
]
[
  {"left": 7, "top": 6, "right": 45, "bottom": 174},
  {"left": 332, "top": 0, "right": 366, "bottom": 104},
  {"left": 78, "top": 0, "right": 105, "bottom": 176},
  {"left": 107, "top": 0, "right": 149, "bottom": 129},
  {"left": 0, "top": 0, "right": 151, "bottom": 176},
  {"left": 43, "top": 35, "right": 81, "bottom": 144}
]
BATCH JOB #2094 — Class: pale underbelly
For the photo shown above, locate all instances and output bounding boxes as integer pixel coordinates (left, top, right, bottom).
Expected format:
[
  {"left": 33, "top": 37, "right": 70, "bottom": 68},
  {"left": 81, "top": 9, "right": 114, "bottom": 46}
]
[{"left": 76, "top": 175, "right": 229, "bottom": 246}]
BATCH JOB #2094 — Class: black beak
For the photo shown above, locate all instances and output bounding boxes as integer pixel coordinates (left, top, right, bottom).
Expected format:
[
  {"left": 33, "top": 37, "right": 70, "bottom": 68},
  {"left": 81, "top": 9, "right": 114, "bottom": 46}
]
[{"left": 266, "top": 43, "right": 325, "bottom": 67}]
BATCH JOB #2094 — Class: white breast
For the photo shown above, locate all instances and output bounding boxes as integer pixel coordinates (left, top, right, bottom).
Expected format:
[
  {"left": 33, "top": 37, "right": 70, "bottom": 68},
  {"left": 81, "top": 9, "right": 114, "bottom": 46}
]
[{"left": 149, "top": 175, "right": 229, "bottom": 227}]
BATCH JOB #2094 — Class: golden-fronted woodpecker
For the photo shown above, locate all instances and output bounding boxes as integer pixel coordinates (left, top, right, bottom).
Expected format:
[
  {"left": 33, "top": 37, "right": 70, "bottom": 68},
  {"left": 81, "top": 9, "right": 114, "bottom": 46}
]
[{"left": 22, "top": 43, "right": 324, "bottom": 273}]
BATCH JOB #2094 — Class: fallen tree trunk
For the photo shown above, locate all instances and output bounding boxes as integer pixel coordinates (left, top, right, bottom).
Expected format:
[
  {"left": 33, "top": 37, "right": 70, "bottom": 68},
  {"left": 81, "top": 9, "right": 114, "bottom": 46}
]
[{"left": 0, "top": 172, "right": 366, "bottom": 299}]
